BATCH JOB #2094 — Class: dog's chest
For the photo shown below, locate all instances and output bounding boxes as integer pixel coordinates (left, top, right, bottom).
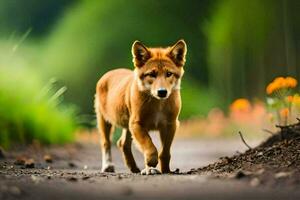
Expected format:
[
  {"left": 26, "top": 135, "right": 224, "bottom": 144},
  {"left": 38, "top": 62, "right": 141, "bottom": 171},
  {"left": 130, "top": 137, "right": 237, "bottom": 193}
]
[
  {"left": 150, "top": 103, "right": 168, "bottom": 128},
  {"left": 153, "top": 111, "right": 165, "bottom": 127}
]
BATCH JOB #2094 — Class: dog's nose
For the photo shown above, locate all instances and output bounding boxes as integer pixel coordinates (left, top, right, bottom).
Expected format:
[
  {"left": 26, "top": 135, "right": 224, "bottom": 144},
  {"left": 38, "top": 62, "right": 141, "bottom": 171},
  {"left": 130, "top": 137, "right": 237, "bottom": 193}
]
[{"left": 157, "top": 88, "right": 167, "bottom": 98}]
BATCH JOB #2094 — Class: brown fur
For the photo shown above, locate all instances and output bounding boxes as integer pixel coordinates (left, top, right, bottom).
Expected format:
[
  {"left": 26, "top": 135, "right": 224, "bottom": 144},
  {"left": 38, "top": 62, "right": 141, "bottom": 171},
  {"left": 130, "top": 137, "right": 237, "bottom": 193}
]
[{"left": 95, "top": 40, "right": 187, "bottom": 174}]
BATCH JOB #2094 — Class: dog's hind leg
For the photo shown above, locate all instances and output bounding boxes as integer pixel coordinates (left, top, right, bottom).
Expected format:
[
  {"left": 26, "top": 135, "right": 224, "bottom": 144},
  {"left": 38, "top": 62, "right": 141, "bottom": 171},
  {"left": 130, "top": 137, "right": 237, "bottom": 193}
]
[
  {"left": 117, "top": 129, "right": 140, "bottom": 173},
  {"left": 97, "top": 114, "right": 115, "bottom": 172}
]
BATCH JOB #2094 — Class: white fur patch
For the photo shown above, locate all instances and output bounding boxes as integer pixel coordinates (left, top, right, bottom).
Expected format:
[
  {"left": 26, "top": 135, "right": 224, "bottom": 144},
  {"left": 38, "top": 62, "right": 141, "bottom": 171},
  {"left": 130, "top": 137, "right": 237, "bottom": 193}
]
[
  {"left": 101, "top": 149, "right": 113, "bottom": 171},
  {"left": 144, "top": 82, "right": 151, "bottom": 90},
  {"left": 173, "top": 79, "right": 181, "bottom": 90}
]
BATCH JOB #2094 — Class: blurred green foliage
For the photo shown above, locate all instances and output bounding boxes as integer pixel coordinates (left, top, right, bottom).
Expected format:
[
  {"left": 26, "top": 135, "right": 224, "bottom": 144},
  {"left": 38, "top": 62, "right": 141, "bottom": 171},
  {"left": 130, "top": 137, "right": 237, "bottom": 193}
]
[
  {"left": 180, "top": 79, "right": 220, "bottom": 118},
  {"left": 0, "top": 41, "right": 77, "bottom": 148},
  {"left": 206, "top": 0, "right": 300, "bottom": 105},
  {"left": 0, "top": 0, "right": 76, "bottom": 37}
]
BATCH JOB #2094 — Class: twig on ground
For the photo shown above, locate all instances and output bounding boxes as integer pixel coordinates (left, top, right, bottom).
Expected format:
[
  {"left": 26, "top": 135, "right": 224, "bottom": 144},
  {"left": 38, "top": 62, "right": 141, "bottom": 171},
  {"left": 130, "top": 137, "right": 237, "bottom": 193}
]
[
  {"left": 275, "top": 124, "right": 299, "bottom": 130},
  {"left": 262, "top": 129, "right": 275, "bottom": 135},
  {"left": 276, "top": 119, "right": 300, "bottom": 130},
  {"left": 238, "top": 131, "right": 252, "bottom": 150},
  {"left": 275, "top": 125, "right": 287, "bottom": 140},
  {"left": 275, "top": 124, "right": 290, "bottom": 129}
]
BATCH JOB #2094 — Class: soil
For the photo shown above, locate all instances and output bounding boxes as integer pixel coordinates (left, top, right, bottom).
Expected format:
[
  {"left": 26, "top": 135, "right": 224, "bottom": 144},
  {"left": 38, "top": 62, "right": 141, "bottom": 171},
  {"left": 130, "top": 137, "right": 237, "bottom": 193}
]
[
  {"left": 1, "top": 130, "right": 300, "bottom": 200},
  {"left": 195, "top": 122, "right": 300, "bottom": 188}
]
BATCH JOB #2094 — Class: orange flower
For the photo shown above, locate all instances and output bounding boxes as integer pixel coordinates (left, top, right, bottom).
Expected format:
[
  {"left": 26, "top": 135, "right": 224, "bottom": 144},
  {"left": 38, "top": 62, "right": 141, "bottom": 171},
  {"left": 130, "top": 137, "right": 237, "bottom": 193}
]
[
  {"left": 285, "top": 76, "right": 297, "bottom": 88},
  {"left": 274, "top": 77, "right": 286, "bottom": 88},
  {"left": 280, "top": 108, "right": 289, "bottom": 118},
  {"left": 266, "top": 82, "right": 276, "bottom": 95},
  {"left": 230, "top": 98, "right": 251, "bottom": 112},
  {"left": 266, "top": 76, "right": 298, "bottom": 95}
]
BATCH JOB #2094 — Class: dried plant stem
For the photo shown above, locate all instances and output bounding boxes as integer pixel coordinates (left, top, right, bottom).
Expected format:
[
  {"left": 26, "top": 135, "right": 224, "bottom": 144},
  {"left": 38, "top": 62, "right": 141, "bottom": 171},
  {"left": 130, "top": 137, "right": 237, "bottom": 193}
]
[
  {"left": 238, "top": 131, "right": 252, "bottom": 150},
  {"left": 262, "top": 129, "right": 275, "bottom": 135}
]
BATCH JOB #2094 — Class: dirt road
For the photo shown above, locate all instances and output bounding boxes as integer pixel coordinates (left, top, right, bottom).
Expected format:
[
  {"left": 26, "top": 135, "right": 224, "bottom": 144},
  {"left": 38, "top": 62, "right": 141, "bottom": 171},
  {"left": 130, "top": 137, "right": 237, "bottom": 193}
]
[{"left": 1, "top": 138, "right": 300, "bottom": 200}]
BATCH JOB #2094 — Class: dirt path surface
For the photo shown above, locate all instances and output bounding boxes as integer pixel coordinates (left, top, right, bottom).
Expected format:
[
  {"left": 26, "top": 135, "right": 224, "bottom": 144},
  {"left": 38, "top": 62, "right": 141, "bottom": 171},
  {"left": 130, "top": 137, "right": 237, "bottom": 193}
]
[{"left": 1, "top": 137, "right": 300, "bottom": 200}]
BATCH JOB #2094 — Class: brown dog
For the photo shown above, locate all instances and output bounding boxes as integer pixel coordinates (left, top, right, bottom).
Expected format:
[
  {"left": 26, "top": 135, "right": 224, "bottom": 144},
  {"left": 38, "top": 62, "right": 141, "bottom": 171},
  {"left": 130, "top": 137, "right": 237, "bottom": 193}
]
[{"left": 95, "top": 40, "right": 187, "bottom": 175}]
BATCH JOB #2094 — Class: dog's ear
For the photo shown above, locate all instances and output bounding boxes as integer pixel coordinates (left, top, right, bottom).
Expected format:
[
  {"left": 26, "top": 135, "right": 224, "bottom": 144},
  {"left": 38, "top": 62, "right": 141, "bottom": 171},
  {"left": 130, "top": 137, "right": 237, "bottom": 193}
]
[
  {"left": 132, "top": 41, "right": 151, "bottom": 68},
  {"left": 168, "top": 39, "right": 187, "bottom": 67}
]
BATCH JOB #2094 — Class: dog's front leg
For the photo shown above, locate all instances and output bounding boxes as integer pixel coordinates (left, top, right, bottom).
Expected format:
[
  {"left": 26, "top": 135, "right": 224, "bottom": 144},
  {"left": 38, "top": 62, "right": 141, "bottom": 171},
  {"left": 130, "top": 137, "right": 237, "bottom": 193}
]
[
  {"left": 129, "top": 121, "right": 160, "bottom": 175},
  {"left": 158, "top": 122, "right": 177, "bottom": 173}
]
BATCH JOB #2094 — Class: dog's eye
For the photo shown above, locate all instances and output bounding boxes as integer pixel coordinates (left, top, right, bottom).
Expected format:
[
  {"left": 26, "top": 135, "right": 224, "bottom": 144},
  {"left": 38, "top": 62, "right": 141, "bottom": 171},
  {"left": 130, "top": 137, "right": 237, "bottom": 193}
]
[{"left": 166, "top": 72, "right": 173, "bottom": 77}]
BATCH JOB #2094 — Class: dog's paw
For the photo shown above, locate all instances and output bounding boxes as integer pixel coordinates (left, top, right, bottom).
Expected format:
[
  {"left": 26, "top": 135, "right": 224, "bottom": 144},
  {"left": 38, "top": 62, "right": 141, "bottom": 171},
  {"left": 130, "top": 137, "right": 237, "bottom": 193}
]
[
  {"left": 131, "top": 167, "right": 141, "bottom": 174},
  {"left": 101, "top": 163, "right": 115, "bottom": 173},
  {"left": 141, "top": 167, "right": 161, "bottom": 175}
]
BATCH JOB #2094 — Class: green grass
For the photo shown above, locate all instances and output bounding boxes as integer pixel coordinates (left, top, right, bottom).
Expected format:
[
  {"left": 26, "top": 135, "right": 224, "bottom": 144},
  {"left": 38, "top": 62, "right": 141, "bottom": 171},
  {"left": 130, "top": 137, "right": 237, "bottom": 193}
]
[
  {"left": 180, "top": 78, "right": 221, "bottom": 119},
  {"left": 0, "top": 67, "right": 77, "bottom": 149}
]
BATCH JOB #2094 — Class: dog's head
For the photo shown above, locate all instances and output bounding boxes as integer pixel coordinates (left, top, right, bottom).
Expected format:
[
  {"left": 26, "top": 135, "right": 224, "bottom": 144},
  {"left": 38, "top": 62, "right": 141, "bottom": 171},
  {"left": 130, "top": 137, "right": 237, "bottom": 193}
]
[{"left": 132, "top": 39, "right": 187, "bottom": 99}]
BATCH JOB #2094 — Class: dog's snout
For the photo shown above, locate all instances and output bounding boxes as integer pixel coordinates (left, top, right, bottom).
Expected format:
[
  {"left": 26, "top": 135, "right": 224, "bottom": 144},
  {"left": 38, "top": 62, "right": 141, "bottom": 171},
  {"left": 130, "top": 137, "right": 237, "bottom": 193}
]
[{"left": 157, "top": 88, "right": 167, "bottom": 98}]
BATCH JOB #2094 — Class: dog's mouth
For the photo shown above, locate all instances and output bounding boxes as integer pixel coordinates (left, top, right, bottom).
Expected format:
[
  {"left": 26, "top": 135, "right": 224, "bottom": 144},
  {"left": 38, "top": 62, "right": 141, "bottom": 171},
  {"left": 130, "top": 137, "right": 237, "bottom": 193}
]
[{"left": 155, "top": 96, "right": 168, "bottom": 100}]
